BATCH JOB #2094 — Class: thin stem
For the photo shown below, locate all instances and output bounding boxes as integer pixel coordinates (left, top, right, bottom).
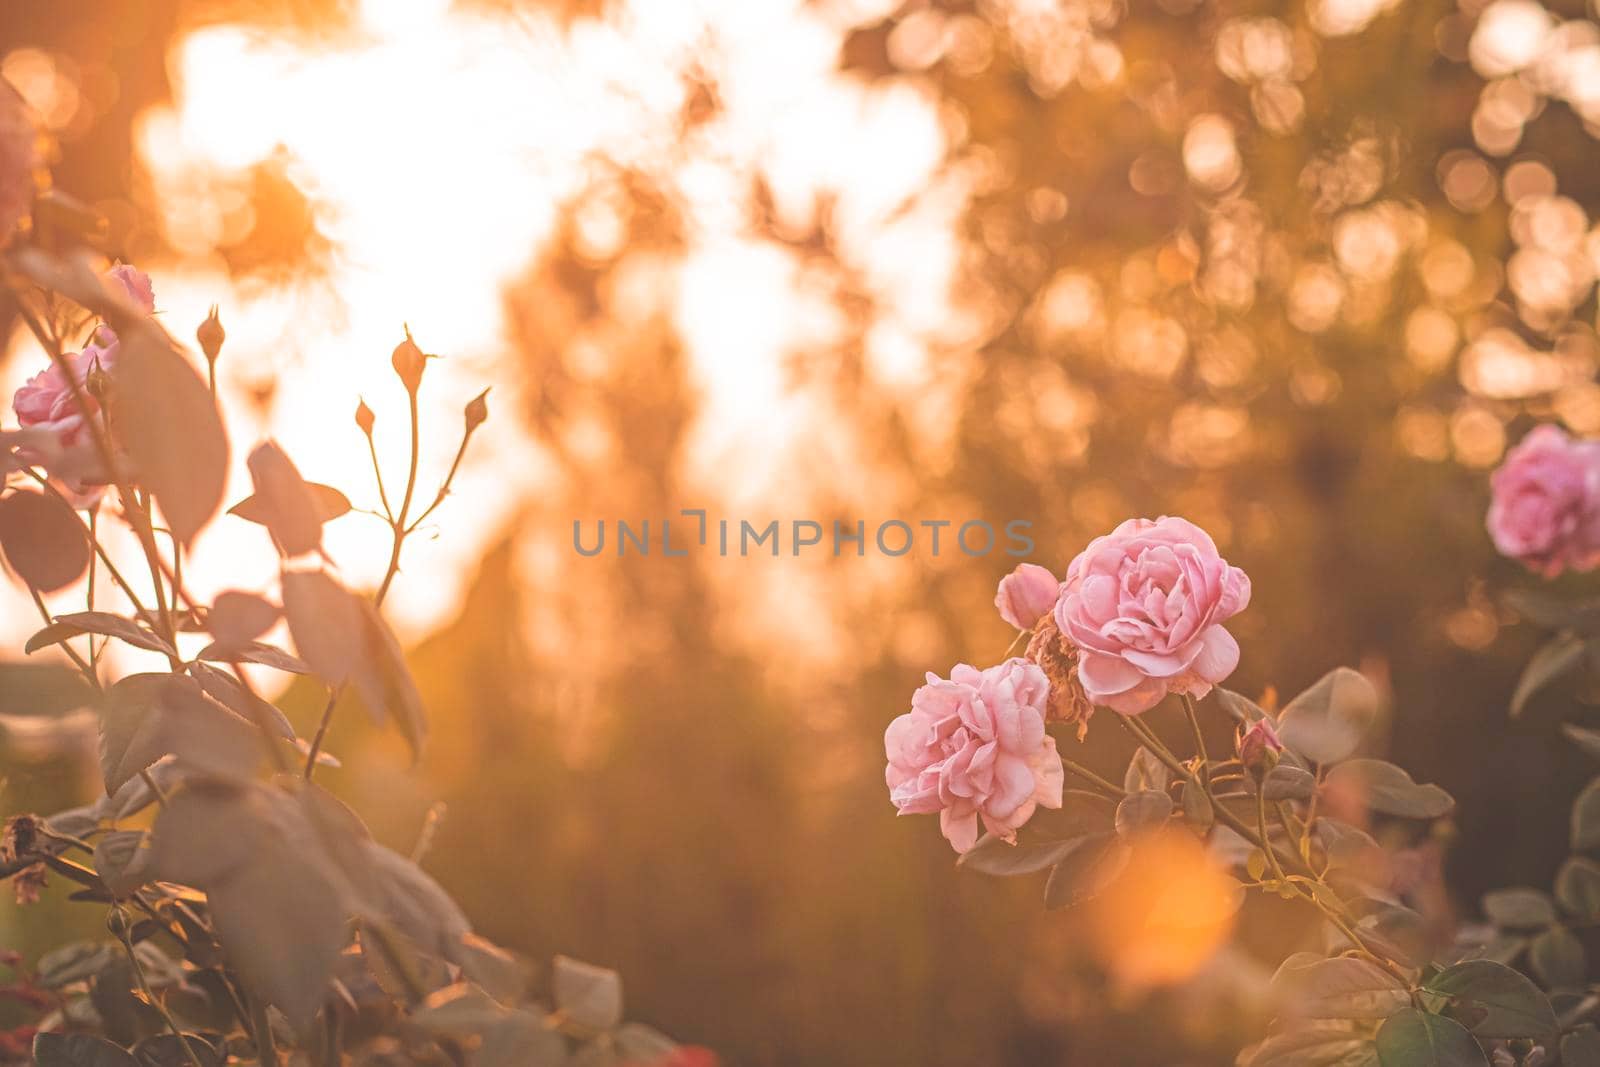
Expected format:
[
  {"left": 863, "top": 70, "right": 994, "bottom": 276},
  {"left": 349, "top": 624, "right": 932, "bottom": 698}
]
[
  {"left": 139, "top": 768, "right": 168, "bottom": 810},
  {"left": 366, "top": 432, "right": 393, "bottom": 521},
  {"left": 1181, "top": 693, "right": 1210, "bottom": 788},
  {"left": 404, "top": 428, "right": 472, "bottom": 535},
  {"left": 302, "top": 688, "right": 341, "bottom": 780},
  {"left": 374, "top": 389, "right": 421, "bottom": 606},
  {"left": 86, "top": 506, "right": 98, "bottom": 667},
  {"left": 1061, "top": 757, "right": 1126, "bottom": 798},
  {"left": 118, "top": 920, "right": 206, "bottom": 1067}
]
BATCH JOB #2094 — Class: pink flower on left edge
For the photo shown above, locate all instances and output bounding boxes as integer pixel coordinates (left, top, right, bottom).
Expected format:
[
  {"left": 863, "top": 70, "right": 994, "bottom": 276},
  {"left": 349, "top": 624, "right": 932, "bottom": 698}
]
[
  {"left": 885, "top": 658, "right": 1064, "bottom": 853},
  {"left": 1487, "top": 425, "right": 1600, "bottom": 578},
  {"left": 1055, "top": 516, "right": 1250, "bottom": 716},
  {"left": 9, "top": 265, "right": 154, "bottom": 499},
  {"left": 995, "top": 562, "right": 1061, "bottom": 630}
]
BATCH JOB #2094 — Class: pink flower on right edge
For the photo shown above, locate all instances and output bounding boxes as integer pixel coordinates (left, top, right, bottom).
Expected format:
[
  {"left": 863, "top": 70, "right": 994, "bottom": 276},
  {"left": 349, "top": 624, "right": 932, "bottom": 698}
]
[
  {"left": 1054, "top": 516, "right": 1251, "bottom": 715},
  {"left": 1487, "top": 424, "right": 1600, "bottom": 578}
]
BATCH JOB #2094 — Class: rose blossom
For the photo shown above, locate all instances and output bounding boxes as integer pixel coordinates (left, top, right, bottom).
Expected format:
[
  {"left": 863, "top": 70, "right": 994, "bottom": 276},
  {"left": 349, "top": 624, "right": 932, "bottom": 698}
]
[
  {"left": 1054, "top": 516, "right": 1251, "bottom": 715},
  {"left": 9, "top": 266, "right": 155, "bottom": 497},
  {"left": 103, "top": 264, "right": 156, "bottom": 317},
  {"left": 884, "top": 658, "right": 1064, "bottom": 853},
  {"left": 1487, "top": 424, "right": 1600, "bottom": 578},
  {"left": 995, "top": 562, "right": 1062, "bottom": 630}
]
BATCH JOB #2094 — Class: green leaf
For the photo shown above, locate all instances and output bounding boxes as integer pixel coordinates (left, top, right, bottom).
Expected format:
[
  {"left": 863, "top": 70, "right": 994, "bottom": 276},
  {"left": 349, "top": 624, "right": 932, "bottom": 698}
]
[
  {"left": 410, "top": 983, "right": 510, "bottom": 1034},
  {"left": 33, "top": 1032, "right": 138, "bottom": 1067},
  {"left": 94, "top": 830, "right": 152, "bottom": 897},
  {"left": 1114, "top": 790, "right": 1173, "bottom": 836},
  {"left": 362, "top": 842, "right": 470, "bottom": 961},
  {"left": 1324, "top": 759, "right": 1454, "bottom": 820},
  {"left": 552, "top": 955, "right": 624, "bottom": 1031},
  {"left": 35, "top": 940, "right": 119, "bottom": 988},
  {"left": 1557, "top": 856, "right": 1600, "bottom": 919},
  {"left": 184, "top": 662, "right": 295, "bottom": 740},
  {"left": 1562, "top": 1025, "right": 1600, "bottom": 1067},
  {"left": 1271, "top": 955, "right": 1411, "bottom": 1020},
  {"left": 1503, "top": 587, "right": 1600, "bottom": 631},
  {"left": 228, "top": 481, "right": 351, "bottom": 530},
  {"left": 454, "top": 933, "right": 529, "bottom": 1005},
  {"left": 1528, "top": 926, "right": 1586, "bottom": 988},
  {"left": 958, "top": 834, "right": 1078, "bottom": 876},
  {"left": 1264, "top": 765, "right": 1317, "bottom": 802},
  {"left": 193, "top": 640, "right": 309, "bottom": 675},
  {"left": 28, "top": 612, "right": 176, "bottom": 658},
  {"left": 1043, "top": 833, "right": 1130, "bottom": 909},
  {"left": 1239, "top": 1025, "right": 1378, "bottom": 1067},
  {"left": 1481, "top": 887, "right": 1557, "bottom": 930},
  {"left": 1123, "top": 745, "right": 1170, "bottom": 793},
  {"left": 1574, "top": 779, "right": 1600, "bottom": 852},
  {"left": 0, "top": 488, "right": 89, "bottom": 592},
  {"left": 1375, "top": 1008, "right": 1487, "bottom": 1066},
  {"left": 98, "top": 673, "right": 261, "bottom": 793},
  {"left": 112, "top": 320, "right": 229, "bottom": 545},
  {"left": 239, "top": 442, "right": 329, "bottom": 557},
  {"left": 1277, "top": 667, "right": 1379, "bottom": 764},
  {"left": 1562, "top": 724, "right": 1600, "bottom": 762},
  {"left": 476, "top": 1012, "right": 568, "bottom": 1067},
  {"left": 1512, "top": 632, "right": 1587, "bottom": 718},
  {"left": 1425, "top": 959, "right": 1558, "bottom": 1039},
  {"left": 204, "top": 591, "right": 279, "bottom": 646},
  {"left": 281, "top": 569, "right": 427, "bottom": 762},
  {"left": 149, "top": 779, "right": 359, "bottom": 1028}
]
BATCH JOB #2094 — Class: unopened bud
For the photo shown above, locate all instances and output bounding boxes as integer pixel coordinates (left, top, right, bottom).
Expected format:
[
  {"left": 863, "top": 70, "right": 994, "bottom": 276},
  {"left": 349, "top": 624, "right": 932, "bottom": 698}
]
[
  {"left": 1237, "top": 717, "right": 1284, "bottom": 780},
  {"left": 355, "top": 398, "right": 376, "bottom": 436},
  {"left": 464, "top": 387, "right": 489, "bottom": 433},
  {"left": 84, "top": 358, "right": 111, "bottom": 404},
  {"left": 391, "top": 325, "right": 427, "bottom": 393},
  {"left": 197, "top": 305, "right": 225, "bottom": 363}
]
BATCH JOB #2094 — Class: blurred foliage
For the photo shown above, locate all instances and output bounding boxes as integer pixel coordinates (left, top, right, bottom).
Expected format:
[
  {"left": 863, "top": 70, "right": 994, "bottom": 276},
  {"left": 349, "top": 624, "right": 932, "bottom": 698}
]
[{"left": 10, "top": 0, "right": 1600, "bottom": 1062}]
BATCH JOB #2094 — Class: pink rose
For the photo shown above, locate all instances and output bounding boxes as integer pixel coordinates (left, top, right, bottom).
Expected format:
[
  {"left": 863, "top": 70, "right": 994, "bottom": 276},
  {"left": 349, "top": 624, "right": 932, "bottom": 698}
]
[
  {"left": 885, "top": 658, "right": 1064, "bottom": 853},
  {"left": 10, "top": 343, "right": 117, "bottom": 498},
  {"left": 1054, "top": 517, "right": 1250, "bottom": 715},
  {"left": 9, "top": 264, "right": 155, "bottom": 498},
  {"left": 995, "top": 562, "right": 1062, "bottom": 630},
  {"left": 1487, "top": 425, "right": 1600, "bottom": 578},
  {"left": 103, "top": 264, "right": 156, "bottom": 317}
]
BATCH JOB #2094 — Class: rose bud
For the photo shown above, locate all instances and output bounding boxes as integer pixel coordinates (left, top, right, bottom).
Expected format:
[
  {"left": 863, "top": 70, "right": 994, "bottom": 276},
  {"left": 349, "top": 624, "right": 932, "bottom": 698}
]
[
  {"left": 355, "top": 398, "right": 376, "bottom": 436},
  {"left": 392, "top": 326, "right": 427, "bottom": 393},
  {"left": 197, "top": 305, "right": 225, "bottom": 363},
  {"left": 995, "top": 562, "right": 1061, "bottom": 630},
  {"left": 1237, "top": 717, "right": 1284, "bottom": 779},
  {"left": 464, "top": 387, "right": 489, "bottom": 433}
]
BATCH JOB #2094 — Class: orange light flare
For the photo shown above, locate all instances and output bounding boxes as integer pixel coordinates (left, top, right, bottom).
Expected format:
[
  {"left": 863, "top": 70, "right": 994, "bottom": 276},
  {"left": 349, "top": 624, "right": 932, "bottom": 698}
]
[{"left": 1082, "top": 829, "right": 1243, "bottom": 993}]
